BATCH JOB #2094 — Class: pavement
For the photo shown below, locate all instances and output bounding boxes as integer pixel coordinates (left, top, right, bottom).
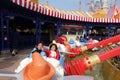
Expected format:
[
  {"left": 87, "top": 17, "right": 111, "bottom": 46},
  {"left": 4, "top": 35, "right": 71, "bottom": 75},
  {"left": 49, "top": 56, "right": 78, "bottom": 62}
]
[{"left": 0, "top": 49, "right": 32, "bottom": 80}]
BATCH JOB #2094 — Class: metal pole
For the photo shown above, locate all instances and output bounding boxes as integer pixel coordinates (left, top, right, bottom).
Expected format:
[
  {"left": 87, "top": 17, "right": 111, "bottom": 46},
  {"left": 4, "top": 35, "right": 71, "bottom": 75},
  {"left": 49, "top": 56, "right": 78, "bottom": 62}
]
[
  {"left": 46, "top": 0, "right": 48, "bottom": 5},
  {"left": 108, "top": 26, "right": 111, "bottom": 38},
  {"left": 79, "top": 0, "right": 81, "bottom": 10},
  {"left": 115, "top": 0, "right": 117, "bottom": 4},
  {"left": 38, "top": 20, "right": 41, "bottom": 41},
  {"left": 56, "top": 24, "right": 59, "bottom": 38},
  {"left": 59, "top": 23, "right": 63, "bottom": 35}
]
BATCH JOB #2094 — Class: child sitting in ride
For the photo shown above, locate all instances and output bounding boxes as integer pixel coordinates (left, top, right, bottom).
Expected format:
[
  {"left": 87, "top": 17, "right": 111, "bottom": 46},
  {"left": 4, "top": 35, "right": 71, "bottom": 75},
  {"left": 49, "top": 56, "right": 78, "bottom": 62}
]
[
  {"left": 44, "top": 41, "right": 65, "bottom": 66},
  {"left": 45, "top": 43, "right": 60, "bottom": 60},
  {"left": 44, "top": 42, "right": 65, "bottom": 77}
]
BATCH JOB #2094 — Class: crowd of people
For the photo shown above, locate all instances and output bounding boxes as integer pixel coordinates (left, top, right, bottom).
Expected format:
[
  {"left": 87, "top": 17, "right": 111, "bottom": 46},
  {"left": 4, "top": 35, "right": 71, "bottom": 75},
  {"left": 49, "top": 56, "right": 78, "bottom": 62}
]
[{"left": 68, "top": 35, "right": 99, "bottom": 49}]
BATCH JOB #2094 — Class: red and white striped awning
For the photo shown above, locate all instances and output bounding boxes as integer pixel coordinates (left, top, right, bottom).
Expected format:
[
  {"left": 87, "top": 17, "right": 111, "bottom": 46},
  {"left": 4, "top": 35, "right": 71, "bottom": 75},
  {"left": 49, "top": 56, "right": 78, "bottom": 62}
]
[{"left": 11, "top": 0, "right": 120, "bottom": 23}]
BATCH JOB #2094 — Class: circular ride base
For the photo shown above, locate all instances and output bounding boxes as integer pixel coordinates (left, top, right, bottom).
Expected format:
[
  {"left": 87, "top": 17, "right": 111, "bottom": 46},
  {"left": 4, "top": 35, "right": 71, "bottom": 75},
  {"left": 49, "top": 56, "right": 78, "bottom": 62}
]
[
  {"left": 102, "top": 60, "right": 120, "bottom": 80},
  {"left": 52, "top": 75, "right": 94, "bottom": 80}
]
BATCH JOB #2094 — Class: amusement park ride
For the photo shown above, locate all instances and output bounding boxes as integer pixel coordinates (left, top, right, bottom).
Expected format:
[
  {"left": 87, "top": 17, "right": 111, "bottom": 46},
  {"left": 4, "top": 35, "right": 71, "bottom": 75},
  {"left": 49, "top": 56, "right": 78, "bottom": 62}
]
[
  {"left": 0, "top": 0, "right": 120, "bottom": 80},
  {"left": 0, "top": 34, "right": 120, "bottom": 80}
]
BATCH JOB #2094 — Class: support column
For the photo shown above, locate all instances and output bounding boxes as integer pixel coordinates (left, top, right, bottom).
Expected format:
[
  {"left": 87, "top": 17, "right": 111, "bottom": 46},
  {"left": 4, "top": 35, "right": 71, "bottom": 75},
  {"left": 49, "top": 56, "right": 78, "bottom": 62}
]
[
  {"left": 86, "top": 24, "right": 90, "bottom": 38},
  {"left": 36, "top": 19, "right": 42, "bottom": 44},
  {"left": 56, "top": 23, "right": 63, "bottom": 40},
  {"left": 108, "top": 26, "right": 111, "bottom": 38},
  {"left": 36, "top": 18, "right": 39, "bottom": 44},
  {"left": 56, "top": 23, "right": 59, "bottom": 38},
  {"left": 1, "top": 10, "right": 4, "bottom": 50},
  {"left": 38, "top": 21, "right": 41, "bottom": 41},
  {"left": 0, "top": 9, "right": 1, "bottom": 54},
  {"left": 58, "top": 23, "right": 63, "bottom": 35}
]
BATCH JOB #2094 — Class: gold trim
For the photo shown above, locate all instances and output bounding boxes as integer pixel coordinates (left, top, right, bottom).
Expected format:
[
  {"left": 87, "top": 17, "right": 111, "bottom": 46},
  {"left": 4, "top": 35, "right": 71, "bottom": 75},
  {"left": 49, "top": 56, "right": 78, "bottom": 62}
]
[
  {"left": 100, "top": 45, "right": 103, "bottom": 48},
  {"left": 84, "top": 55, "right": 101, "bottom": 68},
  {"left": 81, "top": 46, "right": 88, "bottom": 52},
  {"left": 108, "top": 42, "right": 112, "bottom": 45}
]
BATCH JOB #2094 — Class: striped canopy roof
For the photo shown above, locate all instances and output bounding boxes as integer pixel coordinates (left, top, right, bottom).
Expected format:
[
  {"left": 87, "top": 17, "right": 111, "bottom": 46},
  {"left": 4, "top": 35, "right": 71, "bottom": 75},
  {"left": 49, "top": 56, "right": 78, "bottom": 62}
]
[{"left": 11, "top": 0, "right": 120, "bottom": 23}]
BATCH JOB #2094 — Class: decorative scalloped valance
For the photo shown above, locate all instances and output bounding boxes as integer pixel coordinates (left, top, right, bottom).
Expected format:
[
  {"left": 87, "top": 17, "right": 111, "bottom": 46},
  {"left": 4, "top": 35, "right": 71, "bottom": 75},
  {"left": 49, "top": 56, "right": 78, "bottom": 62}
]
[{"left": 11, "top": 0, "right": 120, "bottom": 23}]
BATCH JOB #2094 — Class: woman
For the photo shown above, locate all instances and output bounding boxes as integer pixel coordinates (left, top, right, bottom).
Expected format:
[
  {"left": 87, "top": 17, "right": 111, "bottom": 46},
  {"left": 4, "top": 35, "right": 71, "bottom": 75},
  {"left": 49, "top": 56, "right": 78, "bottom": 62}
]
[
  {"left": 27, "top": 41, "right": 47, "bottom": 58},
  {"left": 15, "top": 41, "right": 46, "bottom": 73}
]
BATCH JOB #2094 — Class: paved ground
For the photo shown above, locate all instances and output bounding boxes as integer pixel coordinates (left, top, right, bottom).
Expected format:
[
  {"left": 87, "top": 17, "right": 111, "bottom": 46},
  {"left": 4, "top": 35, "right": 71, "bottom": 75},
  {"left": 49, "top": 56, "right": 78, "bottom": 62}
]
[{"left": 0, "top": 49, "right": 31, "bottom": 80}]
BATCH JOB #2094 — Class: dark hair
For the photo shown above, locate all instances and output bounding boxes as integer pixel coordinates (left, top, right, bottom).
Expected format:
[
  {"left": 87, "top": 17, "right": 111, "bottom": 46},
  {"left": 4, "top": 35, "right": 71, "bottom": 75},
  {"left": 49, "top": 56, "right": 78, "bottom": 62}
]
[
  {"left": 80, "top": 36, "right": 83, "bottom": 38},
  {"left": 32, "top": 49, "right": 42, "bottom": 54},
  {"left": 32, "top": 50, "right": 37, "bottom": 54},
  {"left": 49, "top": 44, "right": 57, "bottom": 51},
  {"left": 36, "top": 41, "right": 44, "bottom": 46}
]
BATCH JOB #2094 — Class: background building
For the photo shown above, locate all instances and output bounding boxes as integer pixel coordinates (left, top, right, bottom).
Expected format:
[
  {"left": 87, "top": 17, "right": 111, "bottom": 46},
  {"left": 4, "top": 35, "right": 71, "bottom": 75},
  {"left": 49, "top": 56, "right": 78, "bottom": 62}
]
[
  {"left": 89, "top": 0, "right": 108, "bottom": 12},
  {"left": 100, "top": 0, "right": 108, "bottom": 12}
]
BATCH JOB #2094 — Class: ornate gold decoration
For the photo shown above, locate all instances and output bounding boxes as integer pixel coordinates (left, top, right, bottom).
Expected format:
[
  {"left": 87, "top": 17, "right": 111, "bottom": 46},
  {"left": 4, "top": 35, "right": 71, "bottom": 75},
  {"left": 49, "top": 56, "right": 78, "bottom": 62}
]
[
  {"left": 84, "top": 55, "right": 101, "bottom": 68},
  {"left": 100, "top": 45, "right": 103, "bottom": 48},
  {"left": 108, "top": 42, "right": 112, "bottom": 45},
  {"left": 81, "top": 46, "right": 88, "bottom": 52}
]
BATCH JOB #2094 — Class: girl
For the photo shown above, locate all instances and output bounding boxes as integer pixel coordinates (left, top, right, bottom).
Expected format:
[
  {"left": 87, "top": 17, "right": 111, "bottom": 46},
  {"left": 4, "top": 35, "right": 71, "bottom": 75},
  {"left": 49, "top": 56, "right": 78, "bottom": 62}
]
[{"left": 45, "top": 43, "right": 60, "bottom": 60}]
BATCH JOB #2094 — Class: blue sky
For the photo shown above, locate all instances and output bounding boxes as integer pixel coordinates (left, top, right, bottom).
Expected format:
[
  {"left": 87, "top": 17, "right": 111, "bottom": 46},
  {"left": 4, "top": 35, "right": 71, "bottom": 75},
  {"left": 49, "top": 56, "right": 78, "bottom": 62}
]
[
  {"left": 39, "top": 0, "right": 89, "bottom": 10},
  {"left": 39, "top": 0, "right": 120, "bottom": 11}
]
